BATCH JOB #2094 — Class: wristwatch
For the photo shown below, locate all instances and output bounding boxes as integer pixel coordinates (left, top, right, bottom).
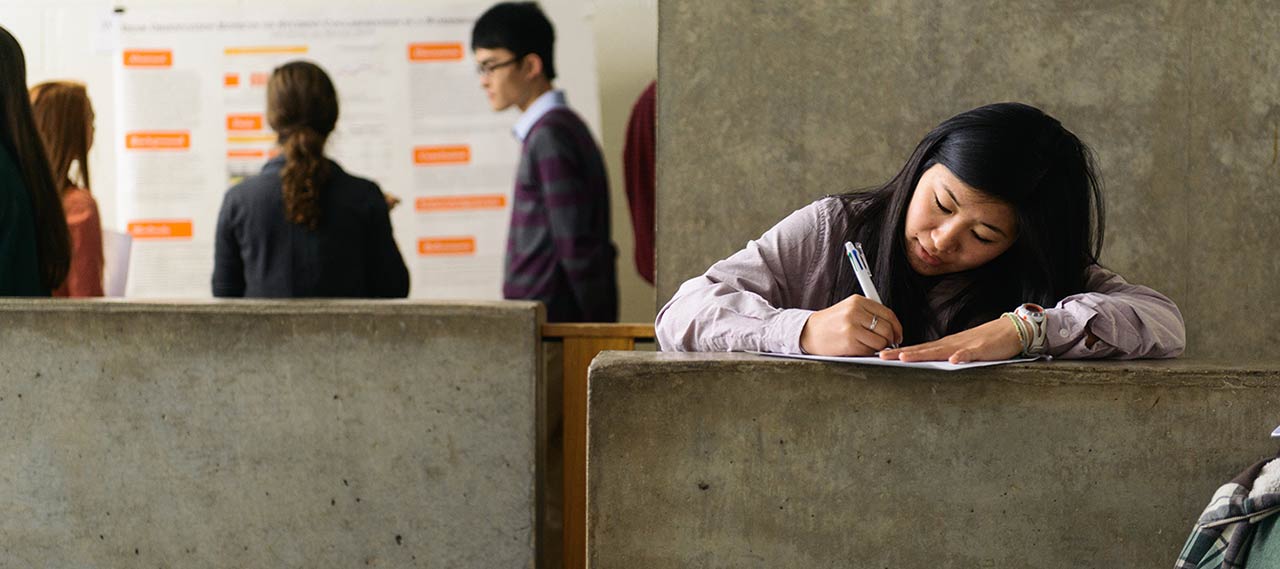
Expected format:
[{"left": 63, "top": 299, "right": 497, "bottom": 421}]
[{"left": 1014, "top": 303, "right": 1047, "bottom": 356}]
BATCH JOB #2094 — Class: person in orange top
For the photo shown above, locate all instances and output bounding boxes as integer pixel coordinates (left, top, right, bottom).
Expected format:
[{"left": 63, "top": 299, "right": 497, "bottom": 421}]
[{"left": 29, "top": 81, "right": 104, "bottom": 297}]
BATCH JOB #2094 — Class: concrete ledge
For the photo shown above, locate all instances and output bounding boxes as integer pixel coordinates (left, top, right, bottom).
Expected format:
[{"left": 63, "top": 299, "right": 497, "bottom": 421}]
[
  {"left": 0, "top": 299, "right": 541, "bottom": 568},
  {"left": 587, "top": 352, "right": 1280, "bottom": 568}
]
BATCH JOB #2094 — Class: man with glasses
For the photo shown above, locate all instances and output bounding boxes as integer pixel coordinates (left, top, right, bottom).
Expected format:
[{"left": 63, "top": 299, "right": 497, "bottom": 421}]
[{"left": 472, "top": 2, "right": 618, "bottom": 323}]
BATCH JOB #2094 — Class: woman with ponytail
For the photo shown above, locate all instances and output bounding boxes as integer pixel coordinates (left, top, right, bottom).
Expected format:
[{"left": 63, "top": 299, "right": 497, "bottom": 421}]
[
  {"left": 30, "top": 81, "right": 105, "bottom": 297},
  {"left": 212, "top": 60, "right": 409, "bottom": 297},
  {"left": 0, "top": 26, "right": 71, "bottom": 296}
]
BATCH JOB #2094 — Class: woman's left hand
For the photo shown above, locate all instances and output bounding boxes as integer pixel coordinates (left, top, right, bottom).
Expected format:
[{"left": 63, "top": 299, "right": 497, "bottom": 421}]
[{"left": 879, "top": 317, "right": 1023, "bottom": 364}]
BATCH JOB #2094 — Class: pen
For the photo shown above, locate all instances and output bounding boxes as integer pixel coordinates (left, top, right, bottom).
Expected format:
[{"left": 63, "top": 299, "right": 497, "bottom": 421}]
[
  {"left": 845, "top": 241, "right": 898, "bottom": 348},
  {"left": 845, "top": 241, "right": 881, "bottom": 304}
]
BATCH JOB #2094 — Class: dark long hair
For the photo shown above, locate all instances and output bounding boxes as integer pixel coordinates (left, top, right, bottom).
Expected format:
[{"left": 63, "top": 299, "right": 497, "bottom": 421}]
[
  {"left": 30, "top": 81, "right": 94, "bottom": 194},
  {"left": 834, "top": 102, "right": 1105, "bottom": 344},
  {"left": 267, "top": 61, "right": 338, "bottom": 231},
  {"left": 0, "top": 26, "right": 70, "bottom": 290}
]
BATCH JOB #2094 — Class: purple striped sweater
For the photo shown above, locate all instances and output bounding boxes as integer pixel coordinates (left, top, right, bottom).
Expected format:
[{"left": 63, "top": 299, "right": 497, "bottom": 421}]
[{"left": 506, "top": 108, "right": 618, "bottom": 322}]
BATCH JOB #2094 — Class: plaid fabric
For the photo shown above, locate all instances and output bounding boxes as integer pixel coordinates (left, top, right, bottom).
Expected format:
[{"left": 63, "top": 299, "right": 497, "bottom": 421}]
[
  {"left": 1175, "top": 457, "right": 1280, "bottom": 568},
  {"left": 505, "top": 108, "right": 618, "bottom": 323}
]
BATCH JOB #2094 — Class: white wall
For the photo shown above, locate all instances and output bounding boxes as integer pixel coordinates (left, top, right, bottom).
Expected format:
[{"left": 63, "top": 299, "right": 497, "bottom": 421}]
[
  {"left": 2, "top": 0, "right": 120, "bottom": 230},
  {"left": 1, "top": 0, "right": 656, "bottom": 320},
  {"left": 586, "top": 0, "right": 657, "bottom": 322}
]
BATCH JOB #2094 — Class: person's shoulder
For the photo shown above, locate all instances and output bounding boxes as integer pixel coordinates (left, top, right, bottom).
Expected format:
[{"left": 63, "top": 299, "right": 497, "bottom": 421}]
[
  {"left": 328, "top": 161, "right": 381, "bottom": 194},
  {"left": 529, "top": 108, "right": 592, "bottom": 143},
  {"left": 817, "top": 193, "right": 870, "bottom": 233},
  {"left": 528, "top": 110, "right": 602, "bottom": 168},
  {"left": 61, "top": 187, "right": 97, "bottom": 208},
  {"left": 222, "top": 179, "right": 250, "bottom": 205},
  {"left": 228, "top": 169, "right": 276, "bottom": 195},
  {"left": 60, "top": 187, "right": 99, "bottom": 218},
  {"left": 768, "top": 196, "right": 857, "bottom": 251},
  {"left": 811, "top": 195, "right": 847, "bottom": 216},
  {"left": 222, "top": 169, "right": 283, "bottom": 215},
  {"left": 762, "top": 197, "right": 841, "bottom": 240},
  {"left": 803, "top": 196, "right": 852, "bottom": 229},
  {"left": 543, "top": 106, "right": 587, "bottom": 125},
  {"left": 1082, "top": 263, "right": 1127, "bottom": 288},
  {"left": 325, "top": 161, "right": 387, "bottom": 209}
]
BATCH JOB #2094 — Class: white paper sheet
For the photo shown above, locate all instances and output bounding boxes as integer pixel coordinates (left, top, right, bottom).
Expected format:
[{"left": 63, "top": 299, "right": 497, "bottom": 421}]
[
  {"left": 748, "top": 351, "right": 1042, "bottom": 371},
  {"left": 102, "top": 229, "right": 132, "bottom": 297}
]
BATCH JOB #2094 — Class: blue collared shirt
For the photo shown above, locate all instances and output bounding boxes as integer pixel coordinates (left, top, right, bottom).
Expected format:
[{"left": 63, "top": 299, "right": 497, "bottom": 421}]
[{"left": 512, "top": 89, "right": 568, "bottom": 142}]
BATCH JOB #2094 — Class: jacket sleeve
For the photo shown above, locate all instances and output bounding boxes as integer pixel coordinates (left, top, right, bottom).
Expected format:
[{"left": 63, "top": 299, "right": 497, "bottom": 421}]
[
  {"left": 364, "top": 184, "right": 409, "bottom": 298},
  {"left": 655, "top": 201, "right": 832, "bottom": 353},
  {"left": 1044, "top": 265, "right": 1186, "bottom": 359},
  {"left": 211, "top": 190, "right": 246, "bottom": 297}
]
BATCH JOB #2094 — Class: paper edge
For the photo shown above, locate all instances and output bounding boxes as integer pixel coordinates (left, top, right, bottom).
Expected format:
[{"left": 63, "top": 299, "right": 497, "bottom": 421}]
[{"left": 746, "top": 351, "right": 1041, "bottom": 371}]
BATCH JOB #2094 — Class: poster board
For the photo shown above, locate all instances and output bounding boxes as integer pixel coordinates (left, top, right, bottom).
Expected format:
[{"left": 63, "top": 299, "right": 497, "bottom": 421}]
[{"left": 110, "top": 2, "right": 599, "bottom": 298}]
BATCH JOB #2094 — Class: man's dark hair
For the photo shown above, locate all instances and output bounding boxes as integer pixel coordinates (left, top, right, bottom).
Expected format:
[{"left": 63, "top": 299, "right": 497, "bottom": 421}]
[{"left": 472, "top": 2, "right": 557, "bottom": 80}]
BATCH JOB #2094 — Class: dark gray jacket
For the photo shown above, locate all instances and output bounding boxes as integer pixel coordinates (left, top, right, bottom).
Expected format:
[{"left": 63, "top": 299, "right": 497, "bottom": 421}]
[{"left": 213, "top": 156, "right": 408, "bottom": 298}]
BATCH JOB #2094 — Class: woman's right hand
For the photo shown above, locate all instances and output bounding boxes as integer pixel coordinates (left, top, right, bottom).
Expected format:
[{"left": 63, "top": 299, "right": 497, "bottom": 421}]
[
  {"left": 799, "top": 294, "right": 903, "bottom": 356},
  {"left": 383, "top": 191, "right": 402, "bottom": 211}
]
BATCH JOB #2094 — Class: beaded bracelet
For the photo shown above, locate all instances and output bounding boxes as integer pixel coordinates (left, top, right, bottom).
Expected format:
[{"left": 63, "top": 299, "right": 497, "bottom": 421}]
[{"left": 1002, "top": 312, "right": 1029, "bottom": 354}]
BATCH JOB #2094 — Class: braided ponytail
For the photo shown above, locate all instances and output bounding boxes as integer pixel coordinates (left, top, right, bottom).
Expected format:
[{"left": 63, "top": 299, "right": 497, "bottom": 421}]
[
  {"left": 266, "top": 61, "right": 338, "bottom": 231},
  {"left": 280, "top": 126, "right": 330, "bottom": 229}
]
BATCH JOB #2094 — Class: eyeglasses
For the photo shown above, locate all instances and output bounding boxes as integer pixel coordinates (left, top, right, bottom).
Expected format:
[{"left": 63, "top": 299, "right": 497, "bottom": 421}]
[{"left": 476, "top": 57, "right": 521, "bottom": 77}]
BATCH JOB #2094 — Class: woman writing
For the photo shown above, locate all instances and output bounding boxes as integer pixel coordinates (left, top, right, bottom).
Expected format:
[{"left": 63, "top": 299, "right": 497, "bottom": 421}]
[
  {"left": 212, "top": 61, "right": 409, "bottom": 298},
  {"left": 657, "top": 102, "right": 1184, "bottom": 362},
  {"left": 0, "top": 26, "right": 70, "bottom": 296},
  {"left": 30, "top": 81, "right": 104, "bottom": 297}
]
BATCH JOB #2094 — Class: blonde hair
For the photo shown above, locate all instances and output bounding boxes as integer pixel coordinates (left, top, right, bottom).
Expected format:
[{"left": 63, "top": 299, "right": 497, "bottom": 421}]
[{"left": 29, "top": 80, "right": 93, "bottom": 194}]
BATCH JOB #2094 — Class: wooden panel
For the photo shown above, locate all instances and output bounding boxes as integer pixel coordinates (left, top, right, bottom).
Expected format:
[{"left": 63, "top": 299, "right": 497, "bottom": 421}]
[
  {"left": 542, "top": 323, "right": 655, "bottom": 339},
  {"left": 540, "top": 323, "right": 654, "bottom": 569},
  {"left": 562, "top": 336, "right": 635, "bottom": 569}
]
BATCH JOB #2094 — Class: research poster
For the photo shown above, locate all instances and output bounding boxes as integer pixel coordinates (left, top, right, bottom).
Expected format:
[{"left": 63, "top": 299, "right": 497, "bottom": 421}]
[{"left": 114, "top": 3, "right": 597, "bottom": 298}]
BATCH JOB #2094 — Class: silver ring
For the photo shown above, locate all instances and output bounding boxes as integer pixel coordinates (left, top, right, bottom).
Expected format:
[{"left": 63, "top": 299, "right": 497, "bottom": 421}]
[{"left": 868, "top": 315, "right": 879, "bottom": 331}]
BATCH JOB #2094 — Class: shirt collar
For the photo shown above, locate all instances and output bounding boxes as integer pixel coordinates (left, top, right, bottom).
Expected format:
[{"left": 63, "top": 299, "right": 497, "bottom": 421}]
[{"left": 512, "top": 89, "right": 567, "bottom": 141}]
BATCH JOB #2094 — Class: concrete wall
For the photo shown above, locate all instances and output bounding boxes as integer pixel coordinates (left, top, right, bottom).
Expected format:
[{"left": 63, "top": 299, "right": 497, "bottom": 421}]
[
  {"left": 656, "top": 1, "right": 1280, "bottom": 358},
  {"left": 587, "top": 352, "right": 1280, "bottom": 568},
  {"left": 0, "top": 300, "right": 540, "bottom": 568}
]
